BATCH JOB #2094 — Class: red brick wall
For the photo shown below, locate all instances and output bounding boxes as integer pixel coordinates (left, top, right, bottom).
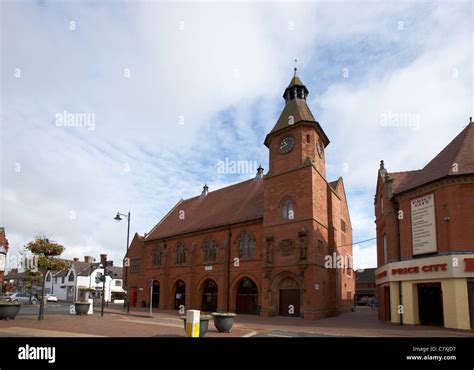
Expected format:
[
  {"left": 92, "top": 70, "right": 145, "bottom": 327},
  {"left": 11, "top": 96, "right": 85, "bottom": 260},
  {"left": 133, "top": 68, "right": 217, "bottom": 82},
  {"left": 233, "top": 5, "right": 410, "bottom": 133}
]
[
  {"left": 128, "top": 122, "right": 353, "bottom": 320},
  {"left": 397, "top": 182, "right": 474, "bottom": 258},
  {"left": 376, "top": 177, "right": 474, "bottom": 266},
  {"left": 127, "top": 221, "right": 264, "bottom": 311},
  {"left": 267, "top": 125, "right": 325, "bottom": 178}
]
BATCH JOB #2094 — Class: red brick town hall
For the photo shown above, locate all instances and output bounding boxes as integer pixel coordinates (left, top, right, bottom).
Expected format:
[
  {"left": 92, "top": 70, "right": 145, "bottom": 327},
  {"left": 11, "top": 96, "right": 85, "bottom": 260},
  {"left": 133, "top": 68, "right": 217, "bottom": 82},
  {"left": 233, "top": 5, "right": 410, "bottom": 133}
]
[{"left": 126, "top": 73, "right": 354, "bottom": 320}]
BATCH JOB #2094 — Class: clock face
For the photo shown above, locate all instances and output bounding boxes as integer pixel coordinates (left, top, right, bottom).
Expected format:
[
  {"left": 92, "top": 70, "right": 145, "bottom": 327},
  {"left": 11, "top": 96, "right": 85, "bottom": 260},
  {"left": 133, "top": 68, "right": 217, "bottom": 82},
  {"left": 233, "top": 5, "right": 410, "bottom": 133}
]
[
  {"left": 279, "top": 136, "right": 295, "bottom": 154},
  {"left": 317, "top": 140, "right": 324, "bottom": 157}
]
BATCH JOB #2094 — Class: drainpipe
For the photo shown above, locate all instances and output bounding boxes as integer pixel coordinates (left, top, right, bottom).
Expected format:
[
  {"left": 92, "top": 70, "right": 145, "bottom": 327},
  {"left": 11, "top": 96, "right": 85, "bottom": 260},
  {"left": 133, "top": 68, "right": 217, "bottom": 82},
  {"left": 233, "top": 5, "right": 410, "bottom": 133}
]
[
  {"left": 395, "top": 201, "right": 403, "bottom": 326},
  {"left": 227, "top": 226, "right": 232, "bottom": 312}
]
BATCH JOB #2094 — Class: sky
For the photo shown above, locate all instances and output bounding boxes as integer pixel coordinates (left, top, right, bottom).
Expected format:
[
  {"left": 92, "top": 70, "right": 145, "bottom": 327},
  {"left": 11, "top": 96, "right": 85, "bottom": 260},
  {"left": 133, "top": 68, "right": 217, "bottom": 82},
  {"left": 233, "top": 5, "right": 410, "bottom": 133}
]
[{"left": 1, "top": 0, "right": 472, "bottom": 270}]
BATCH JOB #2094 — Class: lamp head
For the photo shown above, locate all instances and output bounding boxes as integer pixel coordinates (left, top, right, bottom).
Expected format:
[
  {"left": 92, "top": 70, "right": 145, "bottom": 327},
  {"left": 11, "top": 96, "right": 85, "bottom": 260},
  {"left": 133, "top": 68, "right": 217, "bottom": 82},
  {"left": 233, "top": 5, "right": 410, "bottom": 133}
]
[{"left": 114, "top": 212, "right": 122, "bottom": 221}]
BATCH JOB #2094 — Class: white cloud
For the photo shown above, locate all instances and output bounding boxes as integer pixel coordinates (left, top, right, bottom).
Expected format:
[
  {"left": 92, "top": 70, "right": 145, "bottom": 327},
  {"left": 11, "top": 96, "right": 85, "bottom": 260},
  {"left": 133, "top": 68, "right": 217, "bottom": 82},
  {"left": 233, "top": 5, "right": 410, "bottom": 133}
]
[
  {"left": 353, "top": 244, "right": 377, "bottom": 270},
  {"left": 1, "top": 1, "right": 471, "bottom": 269}
]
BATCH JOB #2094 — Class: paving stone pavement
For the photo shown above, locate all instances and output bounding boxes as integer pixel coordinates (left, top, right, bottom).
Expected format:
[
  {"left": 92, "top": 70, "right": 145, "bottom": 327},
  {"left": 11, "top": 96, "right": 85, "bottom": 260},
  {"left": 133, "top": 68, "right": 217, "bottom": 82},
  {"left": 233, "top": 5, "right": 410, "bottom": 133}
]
[{"left": 0, "top": 306, "right": 472, "bottom": 337}]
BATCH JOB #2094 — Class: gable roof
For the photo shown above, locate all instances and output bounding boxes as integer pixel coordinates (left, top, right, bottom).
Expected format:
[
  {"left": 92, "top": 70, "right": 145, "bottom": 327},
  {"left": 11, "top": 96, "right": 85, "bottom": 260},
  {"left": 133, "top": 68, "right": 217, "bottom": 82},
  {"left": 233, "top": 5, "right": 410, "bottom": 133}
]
[
  {"left": 107, "top": 266, "right": 123, "bottom": 279},
  {"left": 146, "top": 178, "right": 264, "bottom": 241},
  {"left": 73, "top": 261, "right": 97, "bottom": 276},
  {"left": 392, "top": 122, "right": 474, "bottom": 194}
]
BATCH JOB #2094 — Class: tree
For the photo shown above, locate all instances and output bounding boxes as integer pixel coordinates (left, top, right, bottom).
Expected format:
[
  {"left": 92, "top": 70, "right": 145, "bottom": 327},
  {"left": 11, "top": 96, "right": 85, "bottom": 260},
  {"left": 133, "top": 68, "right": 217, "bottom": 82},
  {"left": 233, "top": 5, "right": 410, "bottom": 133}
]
[{"left": 24, "top": 236, "right": 68, "bottom": 320}]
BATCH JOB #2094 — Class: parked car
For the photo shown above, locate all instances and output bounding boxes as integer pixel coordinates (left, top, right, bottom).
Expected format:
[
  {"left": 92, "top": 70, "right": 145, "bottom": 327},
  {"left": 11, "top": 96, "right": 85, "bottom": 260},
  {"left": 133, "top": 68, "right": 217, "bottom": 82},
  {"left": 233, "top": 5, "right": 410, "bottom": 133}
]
[
  {"left": 6, "top": 293, "right": 38, "bottom": 305},
  {"left": 45, "top": 294, "right": 58, "bottom": 302}
]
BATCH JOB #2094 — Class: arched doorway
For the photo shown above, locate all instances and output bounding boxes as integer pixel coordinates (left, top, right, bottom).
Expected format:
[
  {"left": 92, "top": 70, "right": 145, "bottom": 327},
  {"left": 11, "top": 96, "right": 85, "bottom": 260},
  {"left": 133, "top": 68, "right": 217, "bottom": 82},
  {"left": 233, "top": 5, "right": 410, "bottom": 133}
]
[
  {"left": 152, "top": 280, "right": 160, "bottom": 308},
  {"left": 201, "top": 279, "right": 218, "bottom": 312},
  {"left": 236, "top": 278, "right": 258, "bottom": 314},
  {"left": 174, "top": 280, "right": 186, "bottom": 310},
  {"left": 278, "top": 277, "right": 300, "bottom": 316}
]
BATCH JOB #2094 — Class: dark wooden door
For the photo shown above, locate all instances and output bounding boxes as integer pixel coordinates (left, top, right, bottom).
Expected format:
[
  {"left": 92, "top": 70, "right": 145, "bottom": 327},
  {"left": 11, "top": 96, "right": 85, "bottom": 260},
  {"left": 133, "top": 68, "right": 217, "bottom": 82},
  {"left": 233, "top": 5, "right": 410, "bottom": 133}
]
[
  {"left": 418, "top": 283, "right": 443, "bottom": 326},
  {"left": 279, "top": 289, "right": 300, "bottom": 316}
]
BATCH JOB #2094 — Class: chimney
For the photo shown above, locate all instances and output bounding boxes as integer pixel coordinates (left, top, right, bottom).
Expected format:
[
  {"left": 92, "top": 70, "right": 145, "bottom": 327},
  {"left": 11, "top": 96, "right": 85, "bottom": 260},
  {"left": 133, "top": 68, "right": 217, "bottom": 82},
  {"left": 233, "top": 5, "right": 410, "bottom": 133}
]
[
  {"left": 384, "top": 172, "right": 394, "bottom": 199},
  {"left": 255, "top": 164, "right": 264, "bottom": 179},
  {"left": 201, "top": 184, "right": 209, "bottom": 197},
  {"left": 84, "top": 256, "right": 93, "bottom": 263},
  {"left": 100, "top": 254, "right": 107, "bottom": 265},
  {"left": 73, "top": 257, "right": 79, "bottom": 262}
]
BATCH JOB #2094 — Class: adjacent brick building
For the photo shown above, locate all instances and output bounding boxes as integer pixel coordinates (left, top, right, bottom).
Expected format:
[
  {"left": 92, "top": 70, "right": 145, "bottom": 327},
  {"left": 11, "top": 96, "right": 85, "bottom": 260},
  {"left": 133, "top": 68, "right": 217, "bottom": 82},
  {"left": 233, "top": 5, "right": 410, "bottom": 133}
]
[
  {"left": 375, "top": 119, "right": 474, "bottom": 329},
  {"left": 355, "top": 268, "right": 376, "bottom": 305},
  {"left": 127, "top": 72, "right": 354, "bottom": 320}
]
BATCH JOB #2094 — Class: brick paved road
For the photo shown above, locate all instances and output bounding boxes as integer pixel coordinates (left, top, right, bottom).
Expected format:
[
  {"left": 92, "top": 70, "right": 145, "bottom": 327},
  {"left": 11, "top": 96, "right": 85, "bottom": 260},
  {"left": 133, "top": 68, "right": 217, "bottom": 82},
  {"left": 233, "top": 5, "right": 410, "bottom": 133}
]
[{"left": 0, "top": 305, "right": 473, "bottom": 337}]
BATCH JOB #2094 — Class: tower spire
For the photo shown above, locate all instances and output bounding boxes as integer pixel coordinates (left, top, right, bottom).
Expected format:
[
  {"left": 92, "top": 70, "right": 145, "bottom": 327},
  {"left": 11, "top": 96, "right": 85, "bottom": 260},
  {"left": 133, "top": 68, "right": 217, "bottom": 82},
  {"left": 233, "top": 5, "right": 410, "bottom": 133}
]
[{"left": 283, "top": 63, "right": 308, "bottom": 103}]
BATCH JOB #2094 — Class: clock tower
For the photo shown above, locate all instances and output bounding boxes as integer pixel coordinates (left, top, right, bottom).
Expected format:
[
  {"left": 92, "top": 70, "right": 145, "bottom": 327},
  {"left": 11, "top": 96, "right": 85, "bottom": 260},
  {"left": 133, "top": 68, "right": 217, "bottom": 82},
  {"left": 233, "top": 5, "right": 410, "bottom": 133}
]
[
  {"left": 264, "top": 70, "right": 329, "bottom": 179},
  {"left": 261, "top": 70, "right": 352, "bottom": 320}
]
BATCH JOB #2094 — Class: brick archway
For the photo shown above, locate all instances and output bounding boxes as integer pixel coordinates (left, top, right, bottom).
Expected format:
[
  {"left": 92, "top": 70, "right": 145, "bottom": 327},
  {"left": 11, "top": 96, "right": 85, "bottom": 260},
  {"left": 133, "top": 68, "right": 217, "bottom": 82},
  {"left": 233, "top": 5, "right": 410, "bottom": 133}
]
[
  {"left": 168, "top": 277, "right": 186, "bottom": 309},
  {"left": 197, "top": 276, "right": 219, "bottom": 313},
  {"left": 150, "top": 280, "right": 160, "bottom": 308},
  {"left": 229, "top": 272, "right": 263, "bottom": 312},
  {"left": 269, "top": 271, "right": 305, "bottom": 317}
]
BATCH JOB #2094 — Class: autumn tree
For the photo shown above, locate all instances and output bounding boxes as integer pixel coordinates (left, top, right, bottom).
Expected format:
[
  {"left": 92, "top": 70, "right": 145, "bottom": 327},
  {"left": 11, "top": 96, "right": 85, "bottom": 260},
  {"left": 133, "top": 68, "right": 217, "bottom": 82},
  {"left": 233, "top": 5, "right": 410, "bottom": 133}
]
[{"left": 24, "top": 236, "right": 68, "bottom": 320}]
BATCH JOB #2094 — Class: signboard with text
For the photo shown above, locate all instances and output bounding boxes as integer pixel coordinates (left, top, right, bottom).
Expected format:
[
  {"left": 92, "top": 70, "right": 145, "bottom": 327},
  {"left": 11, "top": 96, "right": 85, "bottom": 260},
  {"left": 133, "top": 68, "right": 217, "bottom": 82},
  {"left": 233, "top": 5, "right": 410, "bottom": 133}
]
[{"left": 411, "top": 193, "right": 437, "bottom": 255}]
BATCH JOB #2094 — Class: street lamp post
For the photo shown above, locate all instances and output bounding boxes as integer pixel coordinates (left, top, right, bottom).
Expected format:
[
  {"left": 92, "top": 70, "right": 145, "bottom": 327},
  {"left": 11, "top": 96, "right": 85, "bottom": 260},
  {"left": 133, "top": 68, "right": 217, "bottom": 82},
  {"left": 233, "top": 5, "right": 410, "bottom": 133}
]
[{"left": 114, "top": 211, "right": 130, "bottom": 313}]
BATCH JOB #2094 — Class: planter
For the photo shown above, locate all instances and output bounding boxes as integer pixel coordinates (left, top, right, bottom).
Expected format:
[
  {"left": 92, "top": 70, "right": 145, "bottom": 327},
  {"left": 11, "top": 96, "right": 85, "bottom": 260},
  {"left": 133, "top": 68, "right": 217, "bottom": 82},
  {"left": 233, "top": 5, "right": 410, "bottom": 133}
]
[
  {"left": 211, "top": 313, "right": 237, "bottom": 333},
  {"left": 0, "top": 303, "right": 21, "bottom": 320},
  {"left": 180, "top": 315, "right": 212, "bottom": 337},
  {"left": 74, "top": 302, "right": 90, "bottom": 315}
]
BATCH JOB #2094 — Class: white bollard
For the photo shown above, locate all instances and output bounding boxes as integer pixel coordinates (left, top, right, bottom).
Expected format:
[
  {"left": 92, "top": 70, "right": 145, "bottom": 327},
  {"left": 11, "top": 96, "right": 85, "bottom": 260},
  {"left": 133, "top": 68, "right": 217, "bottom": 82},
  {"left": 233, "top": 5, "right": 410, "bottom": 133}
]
[
  {"left": 186, "top": 310, "right": 200, "bottom": 338},
  {"left": 87, "top": 298, "right": 93, "bottom": 315}
]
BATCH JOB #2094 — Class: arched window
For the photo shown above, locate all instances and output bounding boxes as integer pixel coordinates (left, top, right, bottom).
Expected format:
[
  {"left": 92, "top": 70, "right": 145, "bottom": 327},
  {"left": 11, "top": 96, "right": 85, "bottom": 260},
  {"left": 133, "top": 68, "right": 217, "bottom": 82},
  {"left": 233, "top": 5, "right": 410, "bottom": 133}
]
[
  {"left": 237, "top": 232, "right": 255, "bottom": 259},
  {"left": 68, "top": 270, "right": 75, "bottom": 282},
  {"left": 152, "top": 246, "right": 161, "bottom": 267},
  {"left": 176, "top": 242, "right": 186, "bottom": 265},
  {"left": 281, "top": 199, "right": 294, "bottom": 221},
  {"left": 46, "top": 272, "right": 51, "bottom": 282},
  {"left": 203, "top": 238, "right": 217, "bottom": 262}
]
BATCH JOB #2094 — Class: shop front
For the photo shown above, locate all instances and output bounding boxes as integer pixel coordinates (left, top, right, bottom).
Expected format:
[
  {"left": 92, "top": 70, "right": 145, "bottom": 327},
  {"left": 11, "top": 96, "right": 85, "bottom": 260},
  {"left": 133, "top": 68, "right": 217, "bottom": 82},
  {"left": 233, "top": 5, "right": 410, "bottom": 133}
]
[{"left": 376, "top": 255, "right": 474, "bottom": 330}]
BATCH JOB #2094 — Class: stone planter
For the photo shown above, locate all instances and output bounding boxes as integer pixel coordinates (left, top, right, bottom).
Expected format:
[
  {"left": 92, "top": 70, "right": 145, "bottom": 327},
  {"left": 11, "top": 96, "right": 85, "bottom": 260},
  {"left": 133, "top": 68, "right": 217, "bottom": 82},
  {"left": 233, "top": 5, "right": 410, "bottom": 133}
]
[
  {"left": 0, "top": 303, "right": 21, "bottom": 320},
  {"left": 211, "top": 313, "right": 237, "bottom": 333},
  {"left": 180, "top": 315, "right": 211, "bottom": 337},
  {"left": 74, "top": 302, "right": 90, "bottom": 315}
]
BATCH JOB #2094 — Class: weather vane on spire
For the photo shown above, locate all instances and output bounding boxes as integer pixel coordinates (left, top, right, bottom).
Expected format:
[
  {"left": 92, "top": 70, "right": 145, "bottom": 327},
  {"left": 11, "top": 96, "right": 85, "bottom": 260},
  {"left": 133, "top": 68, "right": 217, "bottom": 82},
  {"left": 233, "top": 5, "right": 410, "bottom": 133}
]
[{"left": 294, "top": 59, "right": 298, "bottom": 75}]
